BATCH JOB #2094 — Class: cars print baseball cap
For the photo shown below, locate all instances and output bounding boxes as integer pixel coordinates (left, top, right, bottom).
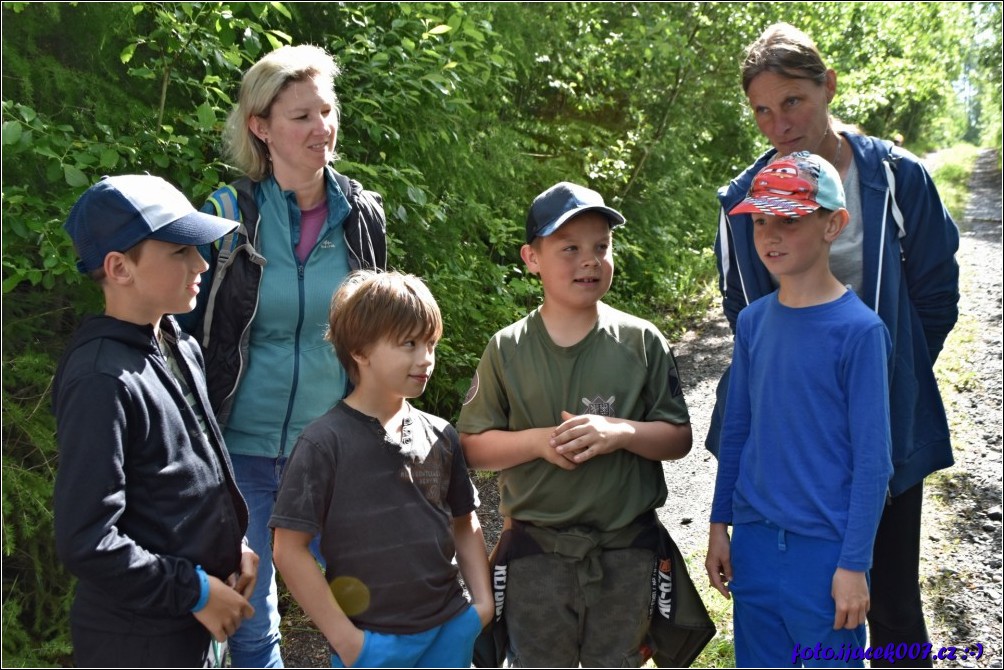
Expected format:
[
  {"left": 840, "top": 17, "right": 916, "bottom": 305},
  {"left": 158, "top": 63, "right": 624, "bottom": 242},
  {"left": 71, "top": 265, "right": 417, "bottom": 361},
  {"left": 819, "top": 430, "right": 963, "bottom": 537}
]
[{"left": 729, "top": 151, "right": 845, "bottom": 218}]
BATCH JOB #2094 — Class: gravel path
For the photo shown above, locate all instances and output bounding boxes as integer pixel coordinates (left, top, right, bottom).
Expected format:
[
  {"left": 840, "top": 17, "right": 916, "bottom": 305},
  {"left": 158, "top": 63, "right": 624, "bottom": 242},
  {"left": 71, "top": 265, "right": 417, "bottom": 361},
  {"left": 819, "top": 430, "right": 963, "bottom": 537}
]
[{"left": 919, "top": 149, "right": 1002, "bottom": 668}]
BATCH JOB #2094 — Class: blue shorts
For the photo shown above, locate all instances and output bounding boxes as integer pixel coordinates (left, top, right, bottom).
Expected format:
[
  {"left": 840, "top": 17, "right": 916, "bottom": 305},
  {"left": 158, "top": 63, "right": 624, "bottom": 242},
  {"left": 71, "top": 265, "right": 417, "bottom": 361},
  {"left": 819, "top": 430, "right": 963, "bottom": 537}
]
[
  {"left": 330, "top": 605, "right": 482, "bottom": 668},
  {"left": 730, "top": 520, "right": 867, "bottom": 667}
]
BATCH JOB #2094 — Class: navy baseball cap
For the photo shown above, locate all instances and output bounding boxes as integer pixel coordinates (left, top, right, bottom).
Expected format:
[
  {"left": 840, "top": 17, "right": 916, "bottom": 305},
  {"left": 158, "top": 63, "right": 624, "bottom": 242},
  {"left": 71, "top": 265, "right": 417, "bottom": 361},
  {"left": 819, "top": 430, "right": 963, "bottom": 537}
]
[
  {"left": 64, "top": 174, "right": 238, "bottom": 274},
  {"left": 525, "top": 181, "right": 625, "bottom": 244}
]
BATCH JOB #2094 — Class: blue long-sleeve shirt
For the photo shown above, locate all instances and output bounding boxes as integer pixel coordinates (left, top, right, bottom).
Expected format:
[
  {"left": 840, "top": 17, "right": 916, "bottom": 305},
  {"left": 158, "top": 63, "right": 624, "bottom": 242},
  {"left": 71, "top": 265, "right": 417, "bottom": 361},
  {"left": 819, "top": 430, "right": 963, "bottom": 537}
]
[
  {"left": 710, "top": 290, "right": 893, "bottom": 572},
  {"left": 711, "top": 134, "right": 958, "bottom": 495}
]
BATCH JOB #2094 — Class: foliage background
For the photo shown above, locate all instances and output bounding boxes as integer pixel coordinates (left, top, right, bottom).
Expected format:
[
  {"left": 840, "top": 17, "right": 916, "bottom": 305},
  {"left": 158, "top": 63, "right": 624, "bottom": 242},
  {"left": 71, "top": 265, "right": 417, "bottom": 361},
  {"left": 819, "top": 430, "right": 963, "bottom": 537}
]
[{"left": 2, "top": 2, "right": 1000, "bottom": 665}]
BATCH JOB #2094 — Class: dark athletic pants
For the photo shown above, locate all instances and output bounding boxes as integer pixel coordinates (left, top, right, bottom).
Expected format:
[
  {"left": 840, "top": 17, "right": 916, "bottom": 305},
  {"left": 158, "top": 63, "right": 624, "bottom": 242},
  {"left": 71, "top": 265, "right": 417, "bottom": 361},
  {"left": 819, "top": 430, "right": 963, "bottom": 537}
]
[
  {"left": 868, "top": 481, "right": 933, "bottom": 668},
  {"left": 71, "top": 618, "right": 213, "bottom": 668}
]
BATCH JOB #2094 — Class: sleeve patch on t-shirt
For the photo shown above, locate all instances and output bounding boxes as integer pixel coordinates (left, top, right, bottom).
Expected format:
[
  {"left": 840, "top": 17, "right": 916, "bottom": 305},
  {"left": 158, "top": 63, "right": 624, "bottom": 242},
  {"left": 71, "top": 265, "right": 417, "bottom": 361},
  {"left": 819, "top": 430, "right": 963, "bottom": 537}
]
[
  {"left": 668, "top": 365, "right": 683, "bottom": 398},
  {"left": 462, "top": 371, "right": 479, "bottom": 406}
]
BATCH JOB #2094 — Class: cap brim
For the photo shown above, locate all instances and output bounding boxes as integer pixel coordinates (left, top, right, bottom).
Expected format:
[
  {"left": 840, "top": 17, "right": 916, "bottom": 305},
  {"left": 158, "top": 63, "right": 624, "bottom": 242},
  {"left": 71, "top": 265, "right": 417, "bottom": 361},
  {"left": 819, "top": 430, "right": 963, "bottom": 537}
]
[
  {"left": 729, "top": 195, "right": 820, "bottom": 218},
  {"left": 146, "top": 211, "right": 239, "bottom": 246},
  {"left": 535, "top": 205, "right": 626, "bottom": 239}
]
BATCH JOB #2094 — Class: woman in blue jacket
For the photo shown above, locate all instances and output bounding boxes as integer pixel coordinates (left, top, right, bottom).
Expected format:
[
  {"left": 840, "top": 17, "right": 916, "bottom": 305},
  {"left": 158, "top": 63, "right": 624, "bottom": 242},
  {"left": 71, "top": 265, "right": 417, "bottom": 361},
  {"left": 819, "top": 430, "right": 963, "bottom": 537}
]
[
  {"left": 707, "top": 23, "right": 959, "bottom": 667},
  {"left": 181, "top": 45, "right": 386, "bottom": 667}
]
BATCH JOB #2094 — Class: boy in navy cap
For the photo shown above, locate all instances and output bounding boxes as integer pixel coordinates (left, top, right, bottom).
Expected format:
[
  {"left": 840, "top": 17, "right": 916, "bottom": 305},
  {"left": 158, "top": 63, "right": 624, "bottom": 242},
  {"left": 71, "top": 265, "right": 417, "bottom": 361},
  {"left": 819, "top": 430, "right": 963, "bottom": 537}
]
[
  {"left": 458, "top": 182, "right": 694, "bottom": 666},
  {"left": 53, "top": 175, "right": 258, "bottom": 667},
  {"left": 705, "top": 153, "right": 893, "bottom": 667}
]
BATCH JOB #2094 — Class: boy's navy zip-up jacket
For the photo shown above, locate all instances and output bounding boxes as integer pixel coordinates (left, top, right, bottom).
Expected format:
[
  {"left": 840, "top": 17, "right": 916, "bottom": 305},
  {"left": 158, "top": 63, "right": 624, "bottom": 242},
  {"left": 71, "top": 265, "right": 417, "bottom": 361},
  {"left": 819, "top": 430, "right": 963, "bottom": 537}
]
[{"left": 53, "top": 314, "right": 248, "bottom": 632}]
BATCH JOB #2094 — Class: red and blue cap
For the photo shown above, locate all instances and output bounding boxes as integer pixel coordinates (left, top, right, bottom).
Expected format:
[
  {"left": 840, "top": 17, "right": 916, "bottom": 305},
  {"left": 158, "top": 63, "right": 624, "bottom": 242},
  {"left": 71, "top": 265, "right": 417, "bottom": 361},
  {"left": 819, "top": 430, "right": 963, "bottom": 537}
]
[{"left": 729, "top": 151, "right": 845, "bottom": 218}]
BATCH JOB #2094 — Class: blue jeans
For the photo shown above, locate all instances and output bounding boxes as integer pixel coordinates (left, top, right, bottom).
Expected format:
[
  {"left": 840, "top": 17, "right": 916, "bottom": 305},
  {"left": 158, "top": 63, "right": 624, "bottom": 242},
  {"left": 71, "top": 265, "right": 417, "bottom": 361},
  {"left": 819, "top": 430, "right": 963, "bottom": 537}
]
[
  {"left": 330, "top": 605, "right": 482, "bottom": 668},
  {"left": 228, "top": 454, "right": 286, "bottom": 668}
]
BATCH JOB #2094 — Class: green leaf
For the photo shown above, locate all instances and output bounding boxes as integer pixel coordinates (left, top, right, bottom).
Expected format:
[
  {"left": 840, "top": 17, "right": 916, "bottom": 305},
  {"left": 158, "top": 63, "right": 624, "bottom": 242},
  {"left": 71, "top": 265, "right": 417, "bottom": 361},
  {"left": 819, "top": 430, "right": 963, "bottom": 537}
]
[
  {"left": 270, "top": 2, "right": 292, "bottom": 20},
  {"left": 74, "top": 151, "right": 98, "bottom": 166},
  {"left": 128, "top": 66, "right": 156, "bottom": 80},
  {"left": 120, "top": 42, "right": 137, "bottom": 64},
  {"left": 427, "top": 24, "right": 452, "bottom": 36},
  {"left": 17, "top": 105, "right": 37, "bottom": 123},
  {"left": 2, "top": 274, "right": 24, "bottom": 294},
  {"left": 406, "top": 185, "right": 427, "bottom": 205},
  {"left": 2, "top": 121, "right": 23, "bottom": 146},
  {"left": 63, "top": 165, "right": 88, "bottom": 188},
  {"left": 196, "top": 103, "right": 216, "bottom": 130},
  {"left": 99, "top": 149, "right": 119, "bottom": 169},
  {"left": 264, "top": 33, "right": 283, "bottom": 51},
  {"left": 269, "top": 29, "right": 292, "bottom": 44}
]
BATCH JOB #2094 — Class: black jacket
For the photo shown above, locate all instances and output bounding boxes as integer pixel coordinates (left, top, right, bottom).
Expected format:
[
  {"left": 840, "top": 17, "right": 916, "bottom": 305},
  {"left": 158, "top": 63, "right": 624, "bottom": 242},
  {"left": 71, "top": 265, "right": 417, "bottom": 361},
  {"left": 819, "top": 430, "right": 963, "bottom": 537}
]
[{"left": 53, "top": 315, "right": 248, "bottom": 632}]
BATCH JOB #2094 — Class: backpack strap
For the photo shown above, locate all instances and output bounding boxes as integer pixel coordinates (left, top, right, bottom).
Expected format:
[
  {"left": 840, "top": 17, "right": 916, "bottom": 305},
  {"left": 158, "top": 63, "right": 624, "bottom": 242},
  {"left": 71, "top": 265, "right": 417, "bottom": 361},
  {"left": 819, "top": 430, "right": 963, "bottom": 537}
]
[
  {"left": 201, "top": 178, "right": 260, "bottom": 348},
  {"left": 332, "top": 170, "right": 359, "bottom": 232},
  {"left": 207, "top": 184, "right": 244, "bottom": 262}
]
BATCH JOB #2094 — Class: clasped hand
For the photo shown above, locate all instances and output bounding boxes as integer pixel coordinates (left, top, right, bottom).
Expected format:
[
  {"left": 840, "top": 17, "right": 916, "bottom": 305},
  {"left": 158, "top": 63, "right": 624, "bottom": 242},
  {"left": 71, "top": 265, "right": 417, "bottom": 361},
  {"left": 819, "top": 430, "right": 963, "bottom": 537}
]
[{"left": 544, "top": 410, "right": 627, "bottom": 469}]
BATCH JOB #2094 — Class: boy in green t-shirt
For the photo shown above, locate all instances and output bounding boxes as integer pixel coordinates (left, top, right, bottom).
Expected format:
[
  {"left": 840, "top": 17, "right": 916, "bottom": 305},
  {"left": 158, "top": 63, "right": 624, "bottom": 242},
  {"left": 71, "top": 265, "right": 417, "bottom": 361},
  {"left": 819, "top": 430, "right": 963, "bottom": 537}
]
[{"left": 457, "top": 182, "right": 693, "bottom": 667}]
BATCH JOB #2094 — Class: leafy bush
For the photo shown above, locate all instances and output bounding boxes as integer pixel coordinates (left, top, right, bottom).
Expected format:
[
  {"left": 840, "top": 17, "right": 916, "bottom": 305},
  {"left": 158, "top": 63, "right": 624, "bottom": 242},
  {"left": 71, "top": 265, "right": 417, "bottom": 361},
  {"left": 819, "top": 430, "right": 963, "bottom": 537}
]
[{"left": 1, "top": 2, "right": 994, "bottom": 662}]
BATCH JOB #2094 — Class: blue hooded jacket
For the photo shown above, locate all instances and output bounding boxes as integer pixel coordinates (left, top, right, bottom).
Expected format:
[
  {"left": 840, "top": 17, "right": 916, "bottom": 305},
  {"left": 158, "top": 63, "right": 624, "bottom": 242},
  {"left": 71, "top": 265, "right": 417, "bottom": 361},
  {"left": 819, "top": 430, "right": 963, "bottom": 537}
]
[{"left": 707, "top": 133, "right": 959, "bottom": 496}]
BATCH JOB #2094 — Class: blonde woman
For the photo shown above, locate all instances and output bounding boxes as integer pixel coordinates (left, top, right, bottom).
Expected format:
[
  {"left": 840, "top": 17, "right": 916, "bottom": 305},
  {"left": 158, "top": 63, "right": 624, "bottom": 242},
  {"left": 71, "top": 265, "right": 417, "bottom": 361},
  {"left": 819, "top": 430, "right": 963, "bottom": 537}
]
[{"left": 182, "top": 44, "right": 386, "bottom": 667}]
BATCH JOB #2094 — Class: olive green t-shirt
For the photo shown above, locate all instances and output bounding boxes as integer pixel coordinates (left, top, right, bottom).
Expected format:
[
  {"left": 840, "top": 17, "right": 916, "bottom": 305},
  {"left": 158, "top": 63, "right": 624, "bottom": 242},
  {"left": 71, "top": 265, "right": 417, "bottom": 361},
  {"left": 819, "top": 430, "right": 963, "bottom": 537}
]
[{"left": 457, "top": 303, "right": 689, "bottom": 531}]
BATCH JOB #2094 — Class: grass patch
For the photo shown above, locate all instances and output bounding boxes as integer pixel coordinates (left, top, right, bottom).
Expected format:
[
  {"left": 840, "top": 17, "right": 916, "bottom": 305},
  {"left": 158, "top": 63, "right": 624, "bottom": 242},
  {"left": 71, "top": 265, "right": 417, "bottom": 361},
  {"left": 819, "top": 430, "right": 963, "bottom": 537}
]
[
  {"left": 685, "top": 554, "right": 736, "bottom": 669},
  {"left": 927, "top": 143, "right": 981, "bottom": 221},
  {"left": 934, "top": 274, "right": 983, "bottom": 448},
  {"left": 935, "top": 313, "right": 980, "bottom": 394}
]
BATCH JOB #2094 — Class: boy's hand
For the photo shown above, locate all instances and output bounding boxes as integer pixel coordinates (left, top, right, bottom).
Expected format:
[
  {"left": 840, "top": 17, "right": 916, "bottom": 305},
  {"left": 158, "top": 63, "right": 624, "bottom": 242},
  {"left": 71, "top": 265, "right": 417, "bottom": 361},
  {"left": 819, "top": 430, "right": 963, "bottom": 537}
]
[
  {"left": 539, "top": 436, "right": 578, "bottom": 470},
  {"left": 193, "top": 574, "right": 255, "bottom": 641},
  {"left": 332, "top": 626, "right": 365, "bottom": 667},
  {"left": 551, "top": 411, "right": 628, "bottom": 463},
  {"left": 831, "top": 568, "right": 869, "bottom": 630},
  {"left": 705, "top": 523, "right": 733, "bottom": 598},
  {"left": 227, "top": 544, "right": 259, "bottom": 600}
]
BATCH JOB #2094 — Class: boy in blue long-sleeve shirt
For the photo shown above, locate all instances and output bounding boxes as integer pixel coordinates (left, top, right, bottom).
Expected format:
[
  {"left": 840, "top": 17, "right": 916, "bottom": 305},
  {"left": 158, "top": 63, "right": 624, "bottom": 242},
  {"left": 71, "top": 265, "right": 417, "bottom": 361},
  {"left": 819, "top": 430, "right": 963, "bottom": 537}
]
[{"left": 705, "top": 152, "right": 893, "bottom": 667}]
